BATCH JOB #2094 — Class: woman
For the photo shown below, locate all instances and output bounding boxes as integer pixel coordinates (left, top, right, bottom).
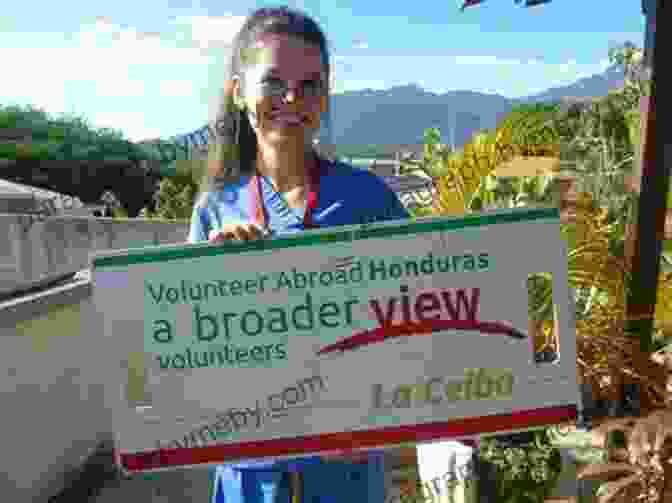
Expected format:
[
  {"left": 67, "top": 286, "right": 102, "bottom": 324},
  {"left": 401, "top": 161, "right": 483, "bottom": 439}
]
[
  {"left": 188, "top": 5, "right": 409, "bottom": 245},
  {"left": 189, "top": 6, "right": 401, "bottom": 503}
]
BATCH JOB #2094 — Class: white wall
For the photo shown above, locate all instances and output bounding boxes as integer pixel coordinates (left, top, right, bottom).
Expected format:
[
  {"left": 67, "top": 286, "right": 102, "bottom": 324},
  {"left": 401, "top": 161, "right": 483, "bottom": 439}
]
[
  {"left": 0, "top": 215, "right": 188, "bottom": 296},
  {"left": 0, "top": 216, "right": 189, "bottom": 502},
  {"left": 416, "top": 441, "right": 477, "bottom": 503},
  {"left": 1, "top": 278, "right": 216, "bottom": 502},
  {"left": 0, "top": 281, "right": 111, "bottom": 502}
]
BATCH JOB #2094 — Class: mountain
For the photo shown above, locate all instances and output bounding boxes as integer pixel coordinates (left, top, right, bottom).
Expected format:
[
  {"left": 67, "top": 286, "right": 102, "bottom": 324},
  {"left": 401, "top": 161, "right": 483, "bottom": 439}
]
[
  {"left": 327, "top": 65, "right": 625, "bottom": 151},
  {"left": 329, "top": 85, "right": 512, "bottom": 148},
  {"left": 517, "top": 64, "right": 625, "bottom": 104}
]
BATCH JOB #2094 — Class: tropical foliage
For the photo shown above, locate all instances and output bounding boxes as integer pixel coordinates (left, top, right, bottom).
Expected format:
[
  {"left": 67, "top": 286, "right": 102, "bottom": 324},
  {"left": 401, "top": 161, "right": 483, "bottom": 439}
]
[
  {"left": 140, "top": 172, "right": 198, "bottom": 221},
  {"left": 407, "top": 42, "right": 671, "bottom": 502},
  {"left": 0, "top": 104, "right": 147, "bottom": 163},
  {"left": 578, "top": 407, "right": 672, "bottom": 502},
  {"left": 478, "top": 430, "right": 563, "bottom": 503}
]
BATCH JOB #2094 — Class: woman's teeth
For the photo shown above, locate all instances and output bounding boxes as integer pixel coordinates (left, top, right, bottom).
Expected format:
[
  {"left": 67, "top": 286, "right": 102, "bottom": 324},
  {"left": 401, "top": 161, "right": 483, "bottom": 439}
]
[{"left": 271, "top": 114, "right": 305, "bottom": 125}]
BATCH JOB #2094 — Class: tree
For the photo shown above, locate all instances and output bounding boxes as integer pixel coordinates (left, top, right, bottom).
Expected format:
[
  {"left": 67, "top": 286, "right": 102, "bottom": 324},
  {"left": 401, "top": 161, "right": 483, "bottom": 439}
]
[
  {"left": 0, "top": 104, "right": 148, "bottom": 164},
  {"left": 608, "top": 41, "right": 650, "bottom": 108},
  {"left": 145, "top": 173, "right": 198, "bottom": 221},
  {"left": 0, "top": 103, "right": 160, "bottom": 216}
]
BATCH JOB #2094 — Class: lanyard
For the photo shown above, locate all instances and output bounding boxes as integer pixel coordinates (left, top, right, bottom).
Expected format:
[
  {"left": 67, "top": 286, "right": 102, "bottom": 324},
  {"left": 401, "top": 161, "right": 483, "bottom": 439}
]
[{"left": 249, "top": 155, "right": 321, "bottom": 231}]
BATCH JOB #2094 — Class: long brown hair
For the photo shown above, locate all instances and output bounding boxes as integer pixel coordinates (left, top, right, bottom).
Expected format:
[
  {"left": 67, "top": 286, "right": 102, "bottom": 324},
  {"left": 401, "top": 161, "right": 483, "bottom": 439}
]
[{"left": 201, "top": 6, "right": 332, "bottom": 195}]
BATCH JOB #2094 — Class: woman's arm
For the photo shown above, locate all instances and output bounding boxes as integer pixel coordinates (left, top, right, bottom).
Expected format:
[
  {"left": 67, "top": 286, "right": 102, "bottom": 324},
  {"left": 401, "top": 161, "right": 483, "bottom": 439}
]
[
  {"left": 382, "top": 184, "right": 411, "bottom": 221},
  {"left": 365, "top": 173, "right": 411, "bottom": 224},
  {"left": 187, "top": 204, "right": 211, "bottom": 243}
]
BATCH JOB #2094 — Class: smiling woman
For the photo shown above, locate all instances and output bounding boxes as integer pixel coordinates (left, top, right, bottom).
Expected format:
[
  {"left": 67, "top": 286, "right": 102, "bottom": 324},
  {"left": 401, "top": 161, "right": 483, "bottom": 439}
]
[
  {"left": 185, "top": 5, "right": 409, "bottom": 502},
  {"left": 187, "top": 5, "right": 410, "bottom": 245}
]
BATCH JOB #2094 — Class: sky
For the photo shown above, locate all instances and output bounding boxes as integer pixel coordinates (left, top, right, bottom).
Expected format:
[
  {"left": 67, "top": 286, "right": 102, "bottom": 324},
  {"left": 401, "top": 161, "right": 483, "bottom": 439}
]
[{"left": 1, "top": 0, "right": 645, "bottom": 143}]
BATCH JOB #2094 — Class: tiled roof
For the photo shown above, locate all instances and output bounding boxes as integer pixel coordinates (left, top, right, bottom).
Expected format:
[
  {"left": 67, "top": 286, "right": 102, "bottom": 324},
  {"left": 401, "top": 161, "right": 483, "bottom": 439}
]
[
  {"left": 0, "top": 178, "right": 37, "bottom": 197},
  {"left": 0, "top": 177, "right": 82, "bottom": 202},
  {"left": 381, "top": 175, "right": 433, "bottom": 193},
  {"left": 0, "top": 178, "right": 84, "bottom": 214}
]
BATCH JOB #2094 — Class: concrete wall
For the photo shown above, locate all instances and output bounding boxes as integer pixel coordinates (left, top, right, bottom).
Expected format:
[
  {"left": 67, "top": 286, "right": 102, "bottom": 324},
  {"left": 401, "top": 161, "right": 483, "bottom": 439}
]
[
  {"left": 0, "top": 274, "right": 215, "bottom": 502},
  {"left": 93, "top": 465, "right": 212, "bottom": 503},
  {"left": 0, "top": 215, "right": 189, "bottom": 296},
  {"left": 0, "top": 279, "right": 112, "bottom": 502},
  {"left": 0, "top": 215, "right": 190, "bottom": 502}
]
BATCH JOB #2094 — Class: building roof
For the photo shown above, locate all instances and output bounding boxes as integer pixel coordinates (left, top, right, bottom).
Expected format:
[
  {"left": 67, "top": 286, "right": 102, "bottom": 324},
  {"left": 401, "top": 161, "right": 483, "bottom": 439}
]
[
  {"left": 381, "top": 174, "right": 433, "bottom": 193},
  {"left": 0, "top": 178, "right": 37, "bottom": 197},
  {"left": 0, "top": 177, "right": 84, "bottom": 212}
]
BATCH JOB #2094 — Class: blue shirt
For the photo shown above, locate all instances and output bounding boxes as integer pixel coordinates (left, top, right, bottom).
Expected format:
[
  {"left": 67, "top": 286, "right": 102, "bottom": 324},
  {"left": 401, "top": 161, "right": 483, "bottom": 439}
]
[
  {"left": 211, "top": 454, "right": 387, "bottom": 503},
  {"left": 188, "top": 159, "right": 410, "bottom": 242},
  {"left": 190, "top": 159, "right": 404, "bottom": 502}
]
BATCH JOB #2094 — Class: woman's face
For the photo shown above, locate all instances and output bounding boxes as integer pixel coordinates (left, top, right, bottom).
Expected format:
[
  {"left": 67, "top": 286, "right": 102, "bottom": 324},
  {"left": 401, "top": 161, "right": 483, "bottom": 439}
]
[{"left": 233, "top": 32, "right": 328, "bottom": 151}]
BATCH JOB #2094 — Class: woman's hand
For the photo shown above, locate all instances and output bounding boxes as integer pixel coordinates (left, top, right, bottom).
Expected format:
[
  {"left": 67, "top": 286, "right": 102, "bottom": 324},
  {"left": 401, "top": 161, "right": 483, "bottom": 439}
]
[{"left": 209, "top": 223, "right": 264, "bottom": 243}]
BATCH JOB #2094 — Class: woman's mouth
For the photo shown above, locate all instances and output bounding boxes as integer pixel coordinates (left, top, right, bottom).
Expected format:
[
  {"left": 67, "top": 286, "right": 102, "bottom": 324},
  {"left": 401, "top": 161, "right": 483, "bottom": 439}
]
[{"left": 269, "top": 112, "right": 307, "bottom": 127}]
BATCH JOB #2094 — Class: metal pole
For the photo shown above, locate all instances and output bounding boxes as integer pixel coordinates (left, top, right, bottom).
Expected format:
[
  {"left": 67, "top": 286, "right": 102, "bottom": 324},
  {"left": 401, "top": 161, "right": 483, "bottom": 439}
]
[
  {"left": 289, "top": 471, "right": 303, "bottom": 503},
  {"left": 625, "top": 0, "right": 666, "bottom": 355}
]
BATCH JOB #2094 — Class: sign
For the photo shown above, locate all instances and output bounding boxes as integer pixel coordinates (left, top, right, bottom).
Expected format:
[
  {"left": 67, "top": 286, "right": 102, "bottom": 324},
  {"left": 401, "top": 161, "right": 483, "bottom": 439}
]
[{"left": 91, "top": 207, "right": 579, "bottom": 474}]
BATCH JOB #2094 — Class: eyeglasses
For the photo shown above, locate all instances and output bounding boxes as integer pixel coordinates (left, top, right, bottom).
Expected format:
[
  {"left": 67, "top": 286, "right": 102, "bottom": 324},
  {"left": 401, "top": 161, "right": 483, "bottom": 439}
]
[{"left": 257, "top": 77, "right": 327, "bottom": 99}]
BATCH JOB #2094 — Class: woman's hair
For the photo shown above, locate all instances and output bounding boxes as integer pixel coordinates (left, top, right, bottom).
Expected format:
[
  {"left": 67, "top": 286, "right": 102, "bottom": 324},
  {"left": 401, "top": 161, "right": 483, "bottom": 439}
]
[{"left": 202, "top": 6, "right": 331, "bottom": 193}]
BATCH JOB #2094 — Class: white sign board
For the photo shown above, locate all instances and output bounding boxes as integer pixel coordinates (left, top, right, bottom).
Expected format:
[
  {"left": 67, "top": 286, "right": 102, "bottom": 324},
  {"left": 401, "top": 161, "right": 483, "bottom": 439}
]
[{"left": 91, "top": 207, "right": 579, "bottom": 474}]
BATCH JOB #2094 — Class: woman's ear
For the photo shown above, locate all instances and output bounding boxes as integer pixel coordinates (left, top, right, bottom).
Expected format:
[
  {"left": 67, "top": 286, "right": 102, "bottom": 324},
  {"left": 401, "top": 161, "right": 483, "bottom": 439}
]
[{"left": 230, "top": 76, "right": 247, "bottom": 111}]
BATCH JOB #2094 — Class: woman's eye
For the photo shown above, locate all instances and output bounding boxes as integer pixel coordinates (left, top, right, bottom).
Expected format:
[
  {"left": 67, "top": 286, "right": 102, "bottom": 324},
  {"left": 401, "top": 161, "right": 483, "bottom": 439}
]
[
  {"left": 260, "top": 78, "right": 285, "bottom": 90},
  {"left": 258, "top": 78, "right": 323, "bottom": 96},
  {"left": 303, "top": 80, "right": 323, "bottom": 94},
  {"left": 303, "top": 80, "right": 317, "bottom": 92}
]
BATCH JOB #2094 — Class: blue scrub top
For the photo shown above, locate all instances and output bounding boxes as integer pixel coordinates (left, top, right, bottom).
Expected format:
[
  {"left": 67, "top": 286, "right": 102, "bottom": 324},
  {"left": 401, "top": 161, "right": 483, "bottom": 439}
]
[
  {"left": 190, "top": 158, "right": 408, "bottom": 502},
  {"left": 211, "top": 453, "right": 387, "bottom": 503},
  {"left": 188, "top": 158, "right": 410, "bottom": 242}
]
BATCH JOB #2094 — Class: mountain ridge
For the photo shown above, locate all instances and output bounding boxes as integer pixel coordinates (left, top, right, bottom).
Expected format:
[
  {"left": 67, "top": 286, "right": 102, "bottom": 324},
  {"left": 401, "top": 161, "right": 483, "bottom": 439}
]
[{"left": 327, "top": 65, "right": 625, "bottom": 149}]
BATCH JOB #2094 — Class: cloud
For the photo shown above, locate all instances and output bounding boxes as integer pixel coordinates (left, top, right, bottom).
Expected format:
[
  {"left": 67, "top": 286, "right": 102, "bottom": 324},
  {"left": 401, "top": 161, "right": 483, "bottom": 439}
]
[
  {"left": 557, "top": 59, "right": 578, "bottom": 74},
  {"left": 598, "top": 58, "right": 612, "bottom": 71},
  {"left": 332, "top": 79, "right": 388, "bottom": 93},
  {"left": 2, "top": 13, "right": 623, "bottom": 141},
  {"left": 1, "top": 15, "right": 246, "bottom": 141},
  {"left": 169, "top": 14, "right": 246, "bottom": 51},
  {"left": 453, "top": 55, "right": 524, "bottom": 66},
  {"left": 92, "top": 111, "right": 166, "bottom": 143},
  {"left": 77, "top": 17, "right": 212, "bottom": 66},
  {"left": 331, "top": 53, "right": 614, "bottom": 98}
]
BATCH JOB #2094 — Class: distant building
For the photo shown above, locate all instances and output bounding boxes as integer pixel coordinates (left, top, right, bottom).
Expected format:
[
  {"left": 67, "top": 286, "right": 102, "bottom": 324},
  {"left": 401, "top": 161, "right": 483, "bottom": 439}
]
[
  {"left": 0, "top": 127, "right": 33, "bottom": 143},
  {"left": 0, "top": 177, "right": 87, "bottom": 215},
  {"left": 370, "top": 159, "right": 400, "bottom": 177},
  {"left": 0, "top": 160, "right": 158, "bottom": 217}
]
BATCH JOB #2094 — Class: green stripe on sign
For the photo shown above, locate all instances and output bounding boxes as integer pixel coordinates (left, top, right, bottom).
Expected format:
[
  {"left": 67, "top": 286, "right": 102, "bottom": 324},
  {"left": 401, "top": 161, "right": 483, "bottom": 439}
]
[{"left": 92, "top": 207, "right": 560, "bottom": 268}]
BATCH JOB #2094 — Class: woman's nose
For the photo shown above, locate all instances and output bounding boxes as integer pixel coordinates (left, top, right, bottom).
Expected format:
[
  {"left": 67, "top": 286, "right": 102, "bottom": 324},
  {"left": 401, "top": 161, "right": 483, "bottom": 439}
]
[{"left": 282, "top": 84, "right": 302, "bottom": 102}]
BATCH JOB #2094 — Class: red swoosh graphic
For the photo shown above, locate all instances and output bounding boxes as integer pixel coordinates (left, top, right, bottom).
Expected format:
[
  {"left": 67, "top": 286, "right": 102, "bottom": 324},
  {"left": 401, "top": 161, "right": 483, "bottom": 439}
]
[{"left": 316, "top": 319, "right": 527, "bottom": 355}]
